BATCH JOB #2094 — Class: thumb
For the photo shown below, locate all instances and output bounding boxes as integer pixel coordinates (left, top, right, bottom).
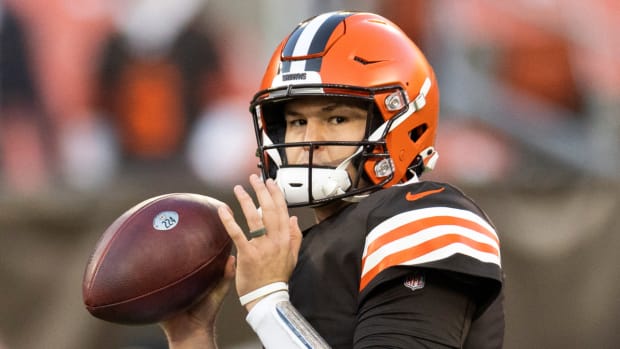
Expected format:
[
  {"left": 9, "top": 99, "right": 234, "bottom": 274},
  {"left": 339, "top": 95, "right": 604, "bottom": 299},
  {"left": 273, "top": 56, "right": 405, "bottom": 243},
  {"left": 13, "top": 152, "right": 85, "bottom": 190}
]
[{"left": 208, "top": 255, "right": 236, "bottom": 303}]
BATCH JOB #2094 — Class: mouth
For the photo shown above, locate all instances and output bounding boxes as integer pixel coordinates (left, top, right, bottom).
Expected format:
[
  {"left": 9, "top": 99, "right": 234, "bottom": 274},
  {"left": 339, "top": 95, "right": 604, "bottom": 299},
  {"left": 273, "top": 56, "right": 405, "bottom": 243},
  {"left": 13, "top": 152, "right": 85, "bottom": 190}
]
[
  {"left": 286, "top": 146, "right": 360, "bottom": 168},
  {"left": 288, "top": 157, "right": 344, "bottom": 168}
]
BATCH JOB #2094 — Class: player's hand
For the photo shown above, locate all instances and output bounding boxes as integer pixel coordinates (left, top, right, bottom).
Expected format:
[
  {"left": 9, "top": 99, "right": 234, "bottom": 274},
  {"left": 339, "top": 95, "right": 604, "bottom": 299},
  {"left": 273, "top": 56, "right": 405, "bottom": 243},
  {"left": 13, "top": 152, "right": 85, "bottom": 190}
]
[
  {"left": 218, "top": 174, "right": 303, "bottom": 310},
  {"left": 159, "top": 255, "right": 235, "bottom": 349}
]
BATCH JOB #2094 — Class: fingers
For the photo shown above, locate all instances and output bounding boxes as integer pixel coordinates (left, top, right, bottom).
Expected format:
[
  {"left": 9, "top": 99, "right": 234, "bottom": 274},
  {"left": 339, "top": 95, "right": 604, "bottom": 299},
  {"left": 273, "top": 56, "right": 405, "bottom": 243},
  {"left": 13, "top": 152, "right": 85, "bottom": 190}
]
[
  {"left": 220, "top": 175, "right": 294, "bottom": 244},
  {"left": 234, "top": 182, "right": 263, "bottom": 232},
  {"left": 217, "top": 205, "right": 249, "bottom": 248},
  {"left": 223, "top": 255, "right": 236, "bottom": 281},
  {"left": 217, "top": 175, "right": 282, "bottom": 248},
  {"left": 159, "top": 256, "right": 236, "bottom": 340},
  {"left": 249, "top": 174, "right": 290, "bottom": 239},
  {"left": 210, "top": 255, "right": 236, "bottom": 298},
  {"left": 247, "top": 174, "right": 278, "bottom": 233},
  {"left": 211, "top": 256, "right": 235, "bottom": 302},
  {"left": 230, "top": 174, "right": 289, "bottom": 241},
  {"left": 266, "top": 178, "right": 290, "bottom": 235}
]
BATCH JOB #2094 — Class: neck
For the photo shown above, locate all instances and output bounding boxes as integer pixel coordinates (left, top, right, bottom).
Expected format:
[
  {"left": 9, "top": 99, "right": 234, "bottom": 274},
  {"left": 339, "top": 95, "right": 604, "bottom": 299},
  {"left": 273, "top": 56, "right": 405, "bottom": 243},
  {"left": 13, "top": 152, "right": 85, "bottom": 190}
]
[{"left": 312, "top": 200, "right": 351, "bottom": 223}]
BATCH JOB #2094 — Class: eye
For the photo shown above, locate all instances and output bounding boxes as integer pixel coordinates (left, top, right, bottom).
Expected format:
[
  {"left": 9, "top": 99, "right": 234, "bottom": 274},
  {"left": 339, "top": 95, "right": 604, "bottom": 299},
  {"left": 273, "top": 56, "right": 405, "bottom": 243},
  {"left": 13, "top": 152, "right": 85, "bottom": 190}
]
[
  {"left": 328, "top": 116, "right": 347, "bottom": 125},
  {"left": 286, "top": 117, "right": 308, "bottom": 127},
  {"left": 288, "top": 118, "right": 307, "bottom": 127}
]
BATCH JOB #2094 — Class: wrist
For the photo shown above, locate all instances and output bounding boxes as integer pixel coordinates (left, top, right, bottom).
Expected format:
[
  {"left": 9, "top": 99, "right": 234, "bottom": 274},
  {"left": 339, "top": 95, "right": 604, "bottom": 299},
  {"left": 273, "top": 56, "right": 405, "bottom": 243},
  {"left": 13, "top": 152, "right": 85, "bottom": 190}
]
[
  {"left": 245, "top": 290, "right": 290, "bottom": 326},
  {"left": 165, "top": 329, "right": 216, "bottom": 349},
  {"left": 162, "top": 319, "right": 216, "bottom": 349},
  {"left": 245, "top": 291, "right": 330, "bottom": 348},
  {"left": 239, "top": 282, "right": 289, "bottom": 311}
]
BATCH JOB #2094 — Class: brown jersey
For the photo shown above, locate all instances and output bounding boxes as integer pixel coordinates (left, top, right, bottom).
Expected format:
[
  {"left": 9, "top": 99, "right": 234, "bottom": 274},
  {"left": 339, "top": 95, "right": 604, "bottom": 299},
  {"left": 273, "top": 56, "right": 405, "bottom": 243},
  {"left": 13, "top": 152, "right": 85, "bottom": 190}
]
[{"left": 289, "top": 180, "right": 504, "bottom": 348}]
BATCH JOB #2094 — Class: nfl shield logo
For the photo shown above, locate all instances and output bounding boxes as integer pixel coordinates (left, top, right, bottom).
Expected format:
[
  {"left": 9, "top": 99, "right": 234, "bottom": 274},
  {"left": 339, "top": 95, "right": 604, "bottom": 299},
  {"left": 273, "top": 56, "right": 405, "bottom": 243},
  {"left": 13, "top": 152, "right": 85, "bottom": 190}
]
[{"left": 404, "top": 272, "right": 425, "bottom": 292}]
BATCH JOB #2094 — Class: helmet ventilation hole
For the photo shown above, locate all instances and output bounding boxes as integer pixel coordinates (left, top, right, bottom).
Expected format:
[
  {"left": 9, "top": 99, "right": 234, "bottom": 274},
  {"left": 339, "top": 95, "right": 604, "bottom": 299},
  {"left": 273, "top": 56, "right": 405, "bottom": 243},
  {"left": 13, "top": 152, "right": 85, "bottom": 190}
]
[{"left": 409, "top": 124, "right": 428, "bottom": 142}]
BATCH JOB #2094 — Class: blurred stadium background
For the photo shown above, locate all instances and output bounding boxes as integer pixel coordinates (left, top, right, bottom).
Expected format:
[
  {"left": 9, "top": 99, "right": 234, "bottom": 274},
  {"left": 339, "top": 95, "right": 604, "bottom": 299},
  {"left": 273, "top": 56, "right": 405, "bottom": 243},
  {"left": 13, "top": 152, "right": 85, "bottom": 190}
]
[{"left": 1, "top": 0, "right": 618, "bottom": 348}]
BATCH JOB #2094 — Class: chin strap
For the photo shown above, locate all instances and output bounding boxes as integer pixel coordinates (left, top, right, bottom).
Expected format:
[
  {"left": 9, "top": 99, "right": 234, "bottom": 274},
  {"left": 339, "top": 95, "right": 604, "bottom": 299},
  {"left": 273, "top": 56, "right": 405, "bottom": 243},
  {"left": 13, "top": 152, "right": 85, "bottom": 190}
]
[{"left": 420, "top": 146, "right": 438, "bottom": 171}]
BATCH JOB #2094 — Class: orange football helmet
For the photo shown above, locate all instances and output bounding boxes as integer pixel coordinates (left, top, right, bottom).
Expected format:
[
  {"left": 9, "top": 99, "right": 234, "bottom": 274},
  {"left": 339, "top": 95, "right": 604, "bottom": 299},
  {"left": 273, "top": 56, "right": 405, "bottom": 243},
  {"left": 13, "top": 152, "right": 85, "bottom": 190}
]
[{"left": 250, "top": 11, "right": 440, "bottom": 207}]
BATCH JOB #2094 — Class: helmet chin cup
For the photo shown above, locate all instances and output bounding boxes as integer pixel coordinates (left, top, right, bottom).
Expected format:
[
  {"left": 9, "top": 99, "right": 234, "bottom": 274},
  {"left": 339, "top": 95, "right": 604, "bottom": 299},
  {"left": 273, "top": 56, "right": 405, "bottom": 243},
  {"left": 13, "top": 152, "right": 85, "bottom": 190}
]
[{"left": 275, "top": 167, "right": 352, "bottom": 205}]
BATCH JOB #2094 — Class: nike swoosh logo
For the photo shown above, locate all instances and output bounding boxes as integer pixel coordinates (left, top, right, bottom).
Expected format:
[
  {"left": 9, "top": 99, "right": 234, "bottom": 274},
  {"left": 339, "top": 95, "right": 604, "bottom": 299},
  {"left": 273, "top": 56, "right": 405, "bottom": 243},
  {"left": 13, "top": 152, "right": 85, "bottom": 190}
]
[{"left": 405, "top": 187, "right": 445, "bottom": 201}]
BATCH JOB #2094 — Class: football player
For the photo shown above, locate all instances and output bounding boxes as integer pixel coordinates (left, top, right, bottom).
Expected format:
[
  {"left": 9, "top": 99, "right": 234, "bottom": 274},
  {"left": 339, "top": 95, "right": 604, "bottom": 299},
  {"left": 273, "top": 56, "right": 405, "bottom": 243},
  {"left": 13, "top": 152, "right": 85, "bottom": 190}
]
[{"left": 162, "top": 10, "right": 504, "bottom": 349}]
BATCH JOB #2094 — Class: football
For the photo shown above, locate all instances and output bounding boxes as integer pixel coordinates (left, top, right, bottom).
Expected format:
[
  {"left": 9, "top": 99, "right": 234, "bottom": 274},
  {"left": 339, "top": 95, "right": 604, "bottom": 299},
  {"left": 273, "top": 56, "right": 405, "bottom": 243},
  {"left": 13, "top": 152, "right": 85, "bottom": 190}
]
[{"left": 82, "top": 193, "right": 232, "bottom": 325}]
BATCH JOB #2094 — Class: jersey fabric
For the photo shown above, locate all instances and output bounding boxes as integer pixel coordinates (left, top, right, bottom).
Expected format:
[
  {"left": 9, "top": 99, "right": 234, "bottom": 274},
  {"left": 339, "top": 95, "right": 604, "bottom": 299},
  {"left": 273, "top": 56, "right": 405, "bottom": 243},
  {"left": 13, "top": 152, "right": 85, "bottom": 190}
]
[{"left": 288, "top": 179, "right": 504, "bottom": 348}]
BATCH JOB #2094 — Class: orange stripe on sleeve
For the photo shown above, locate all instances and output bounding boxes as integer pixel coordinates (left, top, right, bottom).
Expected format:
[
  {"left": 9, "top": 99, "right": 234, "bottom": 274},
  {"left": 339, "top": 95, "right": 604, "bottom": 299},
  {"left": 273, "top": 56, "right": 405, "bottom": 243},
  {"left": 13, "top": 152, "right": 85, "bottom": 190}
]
[
  {"left": 362, "top": 216, "right": 499, "bottom": 267},
  {"left": 359, "top": 234, "right": 499, "bottom": 291}
]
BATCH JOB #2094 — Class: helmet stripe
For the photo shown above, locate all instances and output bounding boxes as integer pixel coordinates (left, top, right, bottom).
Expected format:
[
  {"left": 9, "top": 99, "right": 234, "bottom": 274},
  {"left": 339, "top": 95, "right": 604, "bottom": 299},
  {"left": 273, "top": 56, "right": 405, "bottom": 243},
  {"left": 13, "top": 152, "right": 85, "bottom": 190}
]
[
  {"left": 306, "top": 12, "right": 350, "bottom": 55},
  {"left": 282, "top": 25, "right": 304, "bottom": 56},
  {"left": 281, "top": 11, "right": 352, "bottom": 73}
]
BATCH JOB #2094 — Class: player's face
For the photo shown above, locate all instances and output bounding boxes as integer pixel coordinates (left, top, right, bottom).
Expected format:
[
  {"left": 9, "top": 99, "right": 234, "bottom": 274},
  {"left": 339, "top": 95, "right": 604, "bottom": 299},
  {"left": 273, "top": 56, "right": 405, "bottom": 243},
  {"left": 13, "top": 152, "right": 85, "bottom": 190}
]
[{"left": 283, "top": 97, "right": 368, "bottom": 167}]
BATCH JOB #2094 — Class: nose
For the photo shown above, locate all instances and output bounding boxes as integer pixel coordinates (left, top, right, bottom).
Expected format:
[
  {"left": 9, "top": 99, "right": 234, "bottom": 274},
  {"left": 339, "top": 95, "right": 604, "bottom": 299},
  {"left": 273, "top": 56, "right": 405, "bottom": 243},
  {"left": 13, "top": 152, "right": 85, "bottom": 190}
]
[{"left": 302, "top": 119, "right": 324, "bottom": 149}]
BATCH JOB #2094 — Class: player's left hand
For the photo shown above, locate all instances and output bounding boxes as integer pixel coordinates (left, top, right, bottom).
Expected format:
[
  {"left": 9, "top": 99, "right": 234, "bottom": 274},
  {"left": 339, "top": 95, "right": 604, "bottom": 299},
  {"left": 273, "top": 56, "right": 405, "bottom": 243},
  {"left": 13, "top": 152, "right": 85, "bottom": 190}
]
[
  {"left": 159, "top": 255, "right": 236, "bottom": 349},
  {"left": 217, "top": 174, "right": 303, "bottom": 310}
]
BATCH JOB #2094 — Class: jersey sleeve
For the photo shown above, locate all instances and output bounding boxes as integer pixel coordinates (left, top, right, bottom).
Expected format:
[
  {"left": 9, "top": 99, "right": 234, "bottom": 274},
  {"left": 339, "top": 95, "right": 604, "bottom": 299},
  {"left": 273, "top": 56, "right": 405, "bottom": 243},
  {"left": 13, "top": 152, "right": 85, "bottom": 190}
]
[
  {"left": 358, "top": 181, "right": 502, "bottom": 312},
  {"left": 354, "top": 268, "right": 478, "bottom": 348}
]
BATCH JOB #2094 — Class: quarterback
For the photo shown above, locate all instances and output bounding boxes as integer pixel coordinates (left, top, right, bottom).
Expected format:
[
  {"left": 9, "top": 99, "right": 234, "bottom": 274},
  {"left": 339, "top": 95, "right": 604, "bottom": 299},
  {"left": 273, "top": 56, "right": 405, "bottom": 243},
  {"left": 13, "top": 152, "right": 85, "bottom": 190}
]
[{"left": 161, "top": 11, "right": 504, "bottom": 349}]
